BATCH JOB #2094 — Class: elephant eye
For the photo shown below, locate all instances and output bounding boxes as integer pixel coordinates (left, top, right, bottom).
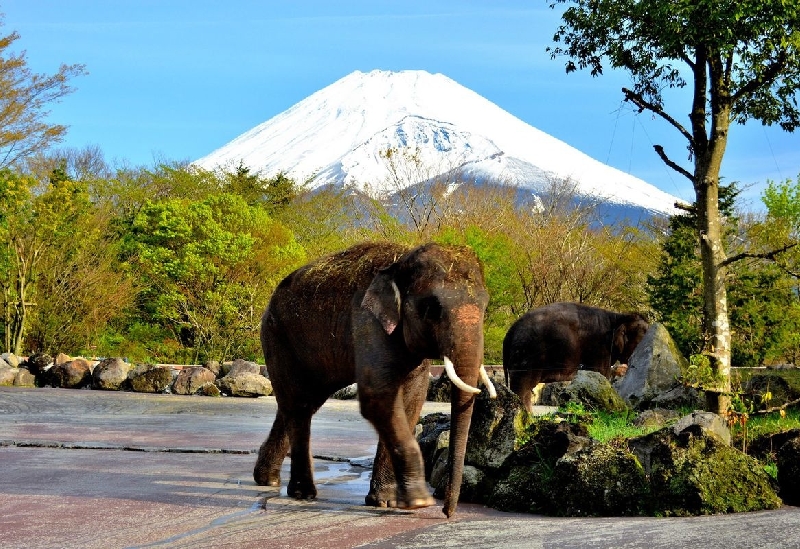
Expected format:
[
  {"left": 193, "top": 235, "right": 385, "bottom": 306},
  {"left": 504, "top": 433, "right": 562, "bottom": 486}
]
[{"left": 419, "top": 296, "right": 443, "bottom": 321}]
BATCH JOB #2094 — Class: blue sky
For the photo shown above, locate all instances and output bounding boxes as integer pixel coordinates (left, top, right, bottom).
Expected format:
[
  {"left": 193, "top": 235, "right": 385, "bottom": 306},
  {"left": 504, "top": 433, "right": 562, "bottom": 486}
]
[{"left": 4, "top": 1, "right": 798, "bottom": 208}]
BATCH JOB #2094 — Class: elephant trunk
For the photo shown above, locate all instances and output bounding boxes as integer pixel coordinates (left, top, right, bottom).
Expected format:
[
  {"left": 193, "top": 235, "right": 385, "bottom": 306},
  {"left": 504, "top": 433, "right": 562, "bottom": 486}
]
[{"left": 442, "top": 354, "right": 480, "bottom": 518}]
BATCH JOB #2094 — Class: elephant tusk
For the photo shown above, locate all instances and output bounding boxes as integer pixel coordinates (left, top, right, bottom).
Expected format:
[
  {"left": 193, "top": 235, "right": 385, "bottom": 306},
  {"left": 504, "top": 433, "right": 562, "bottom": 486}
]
[
  {"left": 479, "top": 365, "right": 497, "bottom": 399},
  {"left": 443, "top": 356, "right": 481, "bottom": 395}
]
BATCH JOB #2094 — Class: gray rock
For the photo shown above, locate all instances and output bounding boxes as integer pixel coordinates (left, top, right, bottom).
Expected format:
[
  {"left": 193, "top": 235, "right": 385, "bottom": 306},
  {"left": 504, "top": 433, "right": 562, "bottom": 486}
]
[
  {"left": 13, "top": 368, "right": 35, "bottom": 387},
  {"left": 1, "top": 353, "right": 20, "bottom": 368},
  {"left": 50, "top": 358, "right": 93, "bottom": 389},
  {"left": 331, "top": 383, "right": 358, "bottom": 400},
  {"left": 203, "top": 360, "right": 221, "bottom": 378},
  {"left": 614, "top": 323, "right": 689, "bottom": 410},
  {"left": 744, "top": 374, "right": 796, "bottom": 409},
  {"left": 672, "top": 411, "right": 731, "bottom": 446},
  {"left": 541, "top": 370, "right": 628, "bottom": 412},
  {"left": 172, "top": 366, "right": 217, "bottom": 395},
  {"left": 217, "top": 371, "right": 272, "bottom": 397},
  {"left": 129, "top": 364, "right": 173, "bottom": 393},
  {"left": 92, "top": 357, "right": 134, "bottom": 390},
  {"left": 226, "top": 359, "right": 260, "bottom": 377}
]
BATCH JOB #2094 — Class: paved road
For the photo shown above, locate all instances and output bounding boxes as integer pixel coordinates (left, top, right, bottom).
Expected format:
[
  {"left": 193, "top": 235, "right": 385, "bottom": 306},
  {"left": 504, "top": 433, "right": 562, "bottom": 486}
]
[{"left": 1, "top": 387, "right": 799, "bottom": 548}]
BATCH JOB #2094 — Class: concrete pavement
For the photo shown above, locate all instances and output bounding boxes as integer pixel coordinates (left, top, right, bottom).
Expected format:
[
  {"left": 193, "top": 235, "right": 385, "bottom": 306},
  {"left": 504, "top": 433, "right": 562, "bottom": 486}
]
[{"left": 1, "top": 386, "right": 799, "bottom": 548}]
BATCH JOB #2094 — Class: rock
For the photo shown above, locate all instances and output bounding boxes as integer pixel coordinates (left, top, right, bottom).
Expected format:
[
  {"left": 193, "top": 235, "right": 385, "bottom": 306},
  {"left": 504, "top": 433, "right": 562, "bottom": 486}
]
[
  {"left": 203, "top": 360, "right": 221, "bottom": 378},
  {"left": 766, "top": 363, "right": 797, "bottom": 370},
  {"left": 777, "top": 435, "right": 800, "bottom": 506},
  {"left": 0, "top": 365, "right": 17, "bottom": 386},
  {"left": 628, "top": 424, "right": 780, "bottom": 515},
  {"left": 541, "top": 370, "right": 629, "bottom": 413},
  {"left": 13, "top": 368, "right": 35, "bottom": 387},
  {"left": 614, "top": 323, "right": 689, "bottom": 410},
  {"left": 172, "top": 366, "right": 217, "bottom": 395},
  {"left": 50, "top": 358, "right": 93, "bottom": 389},
  {"left": 426, "top": 374, "right": 451, "bottom": 402},
  {"left": 416, "top": 412, "right": 451, "bottom": 479},
  {"left": 331, "top": 383, "right": 358, "bottom": 400},
  {"left": 92, "top": 357, "right": 134, "bottom": 390},
  {"left": 748, "top": 428, "right": 800, "bottom": 461},
  {"left": 128, "top": 364, "right": 173, "bottom": 393},
  {"left": 54, "top": 352, "right": 72, "bottom": 366},
  {"left": 633, "top": 408, "right": 681, "bottom": 428},
  {"left": 486, "top": 419, "right": 593, "bottom": 513},
  {"left": 197, "top": 382, "right": 221, "bottom": 397},
  {"left": 0, "top": 356, "right": 9, "bottom": 370},
  {"left": 217, "top": 371, "right": 272, "bottom": 397},
  {"left": 2, "top": 353, "right": 20, "bottom": 368},
  {"left": 744, "top": 374, "right": 796, "bottom": 410},
  {"left": 550, "top": 443, "right": 649, "bottom": 516},
  {"left": 226, "top": 359, "right": 260, "bottom": 377},
  {"left": 23, "top": 353, "right": 53, "bottom": 381},
  {"left": 465, "top": 382, "right": 529, "bottom": 470},
  {"left": 672, "top": 411, "right": 731, "bottom": 446}
]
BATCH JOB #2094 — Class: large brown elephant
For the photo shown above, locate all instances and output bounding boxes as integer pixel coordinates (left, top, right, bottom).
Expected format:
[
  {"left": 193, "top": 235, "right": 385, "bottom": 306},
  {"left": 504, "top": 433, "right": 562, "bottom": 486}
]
[
  {"left": 254, "top": 242, "right": 495, "bottom": 518},
  {"left": 503, "top": 302, "right": 649, "bottom": 412}
]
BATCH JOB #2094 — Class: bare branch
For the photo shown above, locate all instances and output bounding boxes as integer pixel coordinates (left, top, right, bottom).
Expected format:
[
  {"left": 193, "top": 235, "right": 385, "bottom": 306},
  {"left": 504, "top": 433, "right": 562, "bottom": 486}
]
[
  {"left": 622, "top": 87, "right": 694, "bottom": 144},
  {"left": 720, "top": 242, "right": 798, "bottom": 268},
  {"left": 654, "top": 145, "right": 694, "bottom": 182}
]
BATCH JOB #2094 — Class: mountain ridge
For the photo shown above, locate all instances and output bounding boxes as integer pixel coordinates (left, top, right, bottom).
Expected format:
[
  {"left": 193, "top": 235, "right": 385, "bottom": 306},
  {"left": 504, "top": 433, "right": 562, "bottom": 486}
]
[{"left": 195, "top": 69, "right": 680, "bottom": 217}]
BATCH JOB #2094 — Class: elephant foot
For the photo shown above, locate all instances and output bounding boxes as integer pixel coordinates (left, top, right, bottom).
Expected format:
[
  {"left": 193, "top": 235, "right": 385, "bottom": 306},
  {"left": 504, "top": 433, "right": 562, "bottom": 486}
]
[
  {"left": 365, "top": 485, "right": 397, "bottom": 508},
  {"left": 397, "top": 495, "right": 436, "bottom": 510},
  {"left": 287, "top": 478, "right": 317, "bottom": 500},
  {"left": 253, "top": 464, "right": 282, "bottom": 487},
  {"left": 367, "top": 481, "right": 434, "bottom": 510}
]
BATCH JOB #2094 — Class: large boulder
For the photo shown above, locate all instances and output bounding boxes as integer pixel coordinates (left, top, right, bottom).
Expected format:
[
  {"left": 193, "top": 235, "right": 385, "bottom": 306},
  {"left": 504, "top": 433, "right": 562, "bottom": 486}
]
[
  {"left": 628, "top": 417, "right": 780, "bottom": 515},
  {"left": 128, "top": 364, "right": 173, "bottom": 393},
  {"left": 92, "top": 357, "right": 134, "bottom": 390},
  {"left": 540, "top": 370, "right": 628, "bottom": 412},
  {"left": 1, "top": 353, "right": 20, "bottom": 368},
  {"left": 172, "top": 366, "right": 217, "bottom": 396},
  {"left": 0, "top": 364, "right": 33, "bottom": 387},
  {"left": 217, "top": 371, "right": 272, "bottom": 397},
  {"left": 614, "top": 323, "right": 701, "bottom": 410},
  {"left": 50, "top": 358, "right": 93, "bottom": 389}
]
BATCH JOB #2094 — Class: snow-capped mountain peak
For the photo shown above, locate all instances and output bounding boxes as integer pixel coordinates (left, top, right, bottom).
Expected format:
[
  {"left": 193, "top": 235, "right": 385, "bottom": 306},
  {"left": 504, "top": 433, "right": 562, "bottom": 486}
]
[{"left": 195, "top": 69, "right": 679, "bottom": 216}]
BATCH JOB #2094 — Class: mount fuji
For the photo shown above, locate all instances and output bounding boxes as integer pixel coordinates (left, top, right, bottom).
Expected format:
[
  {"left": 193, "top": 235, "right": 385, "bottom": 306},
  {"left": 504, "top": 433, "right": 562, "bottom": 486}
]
[{"left": 195, "top": 69, "right": 680, "bottom": 217}]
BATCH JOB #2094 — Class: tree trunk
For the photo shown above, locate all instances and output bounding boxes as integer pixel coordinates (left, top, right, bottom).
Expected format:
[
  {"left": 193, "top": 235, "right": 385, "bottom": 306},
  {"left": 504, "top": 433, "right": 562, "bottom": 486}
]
[{"left": 696, "top": 176, "right": 732, "bottom": 414}]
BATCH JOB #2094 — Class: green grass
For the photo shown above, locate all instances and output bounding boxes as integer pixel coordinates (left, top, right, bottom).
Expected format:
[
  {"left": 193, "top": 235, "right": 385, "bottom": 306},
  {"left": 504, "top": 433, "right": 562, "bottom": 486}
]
[{"left": 586, "top": 410, "right": 664, "bottom": 443}]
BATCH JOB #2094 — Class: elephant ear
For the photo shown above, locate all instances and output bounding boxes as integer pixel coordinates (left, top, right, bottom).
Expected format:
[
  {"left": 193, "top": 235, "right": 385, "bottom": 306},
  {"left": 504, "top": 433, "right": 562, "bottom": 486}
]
[
  {"left": 613, "top": 324, "right": 627, "bottom": 353},
  {"left": 361, "top": 268, "right": 402, "bottom": 335}
]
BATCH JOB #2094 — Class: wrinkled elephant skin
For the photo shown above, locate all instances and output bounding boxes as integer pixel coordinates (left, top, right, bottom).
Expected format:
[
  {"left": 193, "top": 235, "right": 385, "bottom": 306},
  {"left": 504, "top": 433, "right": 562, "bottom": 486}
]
[
  {"left": 503, "top": 302, "right": 648, "bottom": 412},
  {"left": 254, "top": 242, "right": 490, "bottom": 517}
]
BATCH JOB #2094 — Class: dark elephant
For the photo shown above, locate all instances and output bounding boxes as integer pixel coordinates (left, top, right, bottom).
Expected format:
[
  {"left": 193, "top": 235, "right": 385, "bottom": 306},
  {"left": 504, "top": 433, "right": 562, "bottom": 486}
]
[
  {"left": 503, "top": 302, "right": 649, "bottom": 412},
  {"left": 254, "top": 242, "right": 495, "bottom": 518}
]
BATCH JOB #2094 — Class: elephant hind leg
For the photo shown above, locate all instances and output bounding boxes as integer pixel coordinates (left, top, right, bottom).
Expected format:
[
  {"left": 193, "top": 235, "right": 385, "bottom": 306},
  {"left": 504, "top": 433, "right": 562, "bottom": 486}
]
[
  {"left": 286, "top": 407, "right": 318, "bottom": 500},
  {"left": 254, "top": 409, "right": 289, "bottom": 486}
]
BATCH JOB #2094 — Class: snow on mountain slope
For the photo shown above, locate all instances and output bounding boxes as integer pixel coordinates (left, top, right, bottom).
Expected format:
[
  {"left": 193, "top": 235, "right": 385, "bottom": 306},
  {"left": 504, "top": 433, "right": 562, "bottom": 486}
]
[{"left": 195, "top": 69, "right": 680, "bottom": 216}]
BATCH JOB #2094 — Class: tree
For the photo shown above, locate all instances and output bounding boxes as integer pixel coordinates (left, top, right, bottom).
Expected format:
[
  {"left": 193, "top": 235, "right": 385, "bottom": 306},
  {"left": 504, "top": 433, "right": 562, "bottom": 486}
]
[
  {"left": 548, "top": 0, "right": 800, "bottom": 413},
  {"left": 0, "top": 18, "right": 85, "bottom": 167},
  {"left": 120, "top": 192, "right": 305, "bottom": 363}
]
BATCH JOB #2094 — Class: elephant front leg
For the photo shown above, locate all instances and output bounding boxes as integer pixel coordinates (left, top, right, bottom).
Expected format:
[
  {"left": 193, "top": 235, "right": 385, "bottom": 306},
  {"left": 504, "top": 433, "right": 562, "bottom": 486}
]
[{"left": 361, "top": 394, "right": 434, "bottom": 510}]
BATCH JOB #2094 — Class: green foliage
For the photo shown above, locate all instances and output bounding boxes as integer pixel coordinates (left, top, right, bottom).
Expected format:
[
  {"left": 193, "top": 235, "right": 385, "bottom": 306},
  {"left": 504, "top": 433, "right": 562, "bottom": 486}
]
[
  {"left": 436, "top": 225, "right": 519, "bottom": 362},
  {"left": 120, "top": 192, "right": 305, "bottom": 363}
]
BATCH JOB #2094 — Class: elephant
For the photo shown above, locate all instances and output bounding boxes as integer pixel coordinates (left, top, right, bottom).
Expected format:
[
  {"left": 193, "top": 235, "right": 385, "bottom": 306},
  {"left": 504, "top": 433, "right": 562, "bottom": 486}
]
[
  {"left": 254, "top": 241, "right": 496, "bottom": 518},
  {"left": 503, "top": 302, "right": 649, "bottom": 412}
]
